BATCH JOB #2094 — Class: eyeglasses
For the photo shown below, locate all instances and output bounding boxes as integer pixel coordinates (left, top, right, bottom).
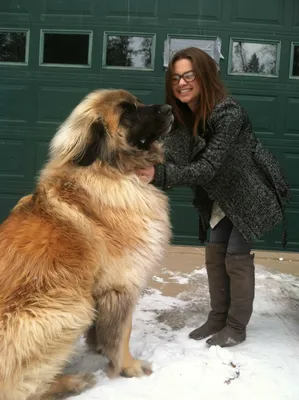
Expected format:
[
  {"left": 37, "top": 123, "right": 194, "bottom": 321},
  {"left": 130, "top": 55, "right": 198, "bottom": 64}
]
[{"left": 171, "top": 70, "right": 196, "bottom": 85}]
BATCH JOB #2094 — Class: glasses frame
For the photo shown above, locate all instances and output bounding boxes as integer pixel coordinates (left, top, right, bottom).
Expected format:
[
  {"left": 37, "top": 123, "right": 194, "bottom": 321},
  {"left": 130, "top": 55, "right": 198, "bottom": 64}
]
[{"left": 172, "top": 70, "right": 196, "bottom": 85}]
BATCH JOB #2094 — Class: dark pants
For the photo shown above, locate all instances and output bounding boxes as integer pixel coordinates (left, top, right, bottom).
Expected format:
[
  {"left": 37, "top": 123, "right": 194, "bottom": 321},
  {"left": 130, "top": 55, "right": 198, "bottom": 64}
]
[{"left": 209, "top": 217, "right": 252, "bottom": 255}]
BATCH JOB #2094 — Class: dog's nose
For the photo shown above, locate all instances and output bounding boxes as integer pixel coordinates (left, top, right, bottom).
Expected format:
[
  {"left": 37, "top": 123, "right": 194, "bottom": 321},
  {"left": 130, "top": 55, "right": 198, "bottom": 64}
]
[{"left": 160, "top": 104, "right": 172, "bottom": 115}]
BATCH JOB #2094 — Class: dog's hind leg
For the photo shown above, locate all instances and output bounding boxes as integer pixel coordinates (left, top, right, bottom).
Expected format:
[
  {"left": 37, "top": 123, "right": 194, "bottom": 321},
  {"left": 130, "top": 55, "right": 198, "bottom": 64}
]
[
  {"left": 37, "top": 373, "right": 96, "bottom": 399},
  {"left": 85, "top": 289, "right": 152, "bottom": 378},
  {"left": 1, "top": 362, "right": 97, "bottom": 400},
  {"left": 0, "top": 300, "right": 95, "bottom": 400}
]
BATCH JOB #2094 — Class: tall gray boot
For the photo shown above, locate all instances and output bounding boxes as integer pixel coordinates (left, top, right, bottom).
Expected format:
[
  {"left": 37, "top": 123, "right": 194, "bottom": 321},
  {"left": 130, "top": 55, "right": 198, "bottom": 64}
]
[
  {"left": 207, "top": 253, "right": 255, "bottom": 347},
  {"left": 189, "top": 243, "right": 230, "bottom": 340}
]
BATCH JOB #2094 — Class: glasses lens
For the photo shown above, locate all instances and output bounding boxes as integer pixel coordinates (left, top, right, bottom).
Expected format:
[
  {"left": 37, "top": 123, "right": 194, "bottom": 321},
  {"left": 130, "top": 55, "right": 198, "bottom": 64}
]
[
  {"left": 184, "top": 72, "right": 195, "bottom": 82},
  {"left": 172, "top": 75, "right": 180, "bottom": 84}
]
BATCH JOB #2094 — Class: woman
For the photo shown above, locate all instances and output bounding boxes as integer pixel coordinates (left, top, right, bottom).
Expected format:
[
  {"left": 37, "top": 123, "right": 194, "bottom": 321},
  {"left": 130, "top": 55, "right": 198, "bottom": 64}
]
[{"left": 136, "top": 47, "right": 290, "bottom": 347}]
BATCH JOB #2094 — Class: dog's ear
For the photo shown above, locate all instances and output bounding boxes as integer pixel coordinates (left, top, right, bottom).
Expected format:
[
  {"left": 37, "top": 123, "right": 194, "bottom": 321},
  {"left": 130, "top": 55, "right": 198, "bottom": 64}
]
[{"left": 74, "top": 119, "right": 107, "bottom": 166}]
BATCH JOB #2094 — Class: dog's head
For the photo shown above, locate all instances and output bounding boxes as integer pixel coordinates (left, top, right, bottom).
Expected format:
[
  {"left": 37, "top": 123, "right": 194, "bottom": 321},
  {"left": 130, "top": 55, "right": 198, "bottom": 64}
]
[{"left": 50, "top": 89, "right": 174, "bottom": 169}]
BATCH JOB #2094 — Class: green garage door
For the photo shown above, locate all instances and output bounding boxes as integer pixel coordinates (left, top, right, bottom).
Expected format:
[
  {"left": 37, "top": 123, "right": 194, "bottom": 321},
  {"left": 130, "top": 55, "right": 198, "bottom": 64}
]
[{"left": 0, "top": 0, "right": 298, "bottom": 251}]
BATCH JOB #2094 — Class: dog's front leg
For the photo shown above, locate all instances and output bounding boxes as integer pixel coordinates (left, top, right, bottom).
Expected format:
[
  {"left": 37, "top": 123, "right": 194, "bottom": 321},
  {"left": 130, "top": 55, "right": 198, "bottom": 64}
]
[
  {"left": 116, "top": 312, "right": 153, "bottom": 378},
  {"left": 85, "top": 289, "right": 152, "bottom": 378}
]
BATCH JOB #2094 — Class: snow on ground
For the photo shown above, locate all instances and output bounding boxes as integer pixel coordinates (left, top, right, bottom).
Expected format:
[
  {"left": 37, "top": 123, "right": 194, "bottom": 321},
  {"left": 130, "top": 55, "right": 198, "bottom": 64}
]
[{"left": 65, "top": 264, "right": 299, "bottom": 400}]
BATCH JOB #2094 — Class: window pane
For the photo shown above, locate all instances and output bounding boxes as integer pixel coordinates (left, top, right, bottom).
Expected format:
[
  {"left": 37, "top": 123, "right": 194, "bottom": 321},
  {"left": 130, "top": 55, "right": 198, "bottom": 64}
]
[
  {"left": 42, "top": 33, "right": 90, "bottom": 65},
  {"left": 292, "top": 45, "right": 299, "bottom": 77},
  {"left": 105, "top": 35, "right": 153, "bottom": 69},
  {"left": 166, "top": 37, "right": 222, "bottom": 67},
  {"left": 230, "top": 40, "right": 279, "bottom": 76},
  {"left": 0, "top": 31, "right": 27, "bottom": 63}
]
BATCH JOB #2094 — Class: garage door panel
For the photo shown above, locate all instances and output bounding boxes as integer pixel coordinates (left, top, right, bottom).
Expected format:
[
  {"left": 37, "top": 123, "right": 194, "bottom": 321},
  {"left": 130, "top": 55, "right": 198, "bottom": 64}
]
[
  {"left": 263, "top": 146, "right": 299, "bottom": 188},
  {"left": 284, "top": 208, "right": 299, "bottom": 249},
  {"left": 37, "top": 86, "right": 89, "bottom": 124},
  {"left": 169, "top": 0, "right": 222, "bottom": 23},
  {"left": 0, "top": 0, "right": 31, "bottom": 23},
  {"left": 0, "top": 139, "right": 27, "bottom": 179},
  {"left": 42, "top": 0, "right": 94, "bottom": 17},
  {"left": 234, "top": 94, "right": 278, "bottom": 136},
  {"left": 293, "top": 1, "right": 299, "bottom": 28},
  {"left": 169, "top": 200, "right": 199, "bottom": 246},
  {"left": 285, "top": 97, "right": 299, "bottom": 138},
  {"left": 255, "top": 145, "right": 299, "bottom": 250},
  {"left": 0, "top": 84, "right": 30, "bottom": 123},
  {"left": 105, "top": 0, "right": 159, "bottom": 19},
  {"left": 231, "top": 0, "right": 284, "bottom": 26}
]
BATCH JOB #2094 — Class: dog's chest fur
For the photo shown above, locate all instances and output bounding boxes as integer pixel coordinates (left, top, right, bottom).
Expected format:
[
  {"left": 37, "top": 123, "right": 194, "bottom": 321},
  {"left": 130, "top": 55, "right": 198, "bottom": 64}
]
[{"left": 91, "top": 183, "right": 171, "bottom": 293}]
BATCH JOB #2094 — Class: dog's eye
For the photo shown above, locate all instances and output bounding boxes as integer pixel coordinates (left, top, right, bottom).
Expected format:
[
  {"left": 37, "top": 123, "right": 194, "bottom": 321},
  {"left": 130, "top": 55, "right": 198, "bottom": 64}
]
[{"left": 120, "top": 101, "right": 135, "bottom": 117}]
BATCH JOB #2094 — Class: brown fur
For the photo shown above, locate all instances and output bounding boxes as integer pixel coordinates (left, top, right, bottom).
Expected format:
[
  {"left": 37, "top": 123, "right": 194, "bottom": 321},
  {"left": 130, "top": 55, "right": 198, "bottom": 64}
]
[{"left": 0, "top": 89, "right": 172, "bottom": 399}]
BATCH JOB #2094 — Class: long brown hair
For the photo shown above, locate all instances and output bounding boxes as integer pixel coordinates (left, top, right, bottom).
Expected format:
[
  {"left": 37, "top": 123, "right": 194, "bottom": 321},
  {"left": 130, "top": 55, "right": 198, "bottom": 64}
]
[{"left": 165, "top": 47, "right": 227, "bottom": 136}]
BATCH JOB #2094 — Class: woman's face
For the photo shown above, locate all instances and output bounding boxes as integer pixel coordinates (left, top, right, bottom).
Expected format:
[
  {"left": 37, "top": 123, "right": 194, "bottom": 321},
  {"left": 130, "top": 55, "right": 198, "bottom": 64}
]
[{"left": 171, "top": 58, "right": 200, "bottom": 111}]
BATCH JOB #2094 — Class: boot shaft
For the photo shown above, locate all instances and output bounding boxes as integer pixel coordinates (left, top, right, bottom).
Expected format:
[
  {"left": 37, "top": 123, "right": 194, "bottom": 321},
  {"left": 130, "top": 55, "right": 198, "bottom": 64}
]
[
  {"left": 225, "top": 253, "right": 255, "bottom": 330},
  {"left": 206, "top": 243, "right": 230, "bottom": 316}
]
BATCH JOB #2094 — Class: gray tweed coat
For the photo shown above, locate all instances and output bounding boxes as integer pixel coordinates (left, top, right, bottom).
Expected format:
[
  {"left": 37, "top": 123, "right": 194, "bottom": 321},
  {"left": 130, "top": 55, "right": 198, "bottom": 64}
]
[{"left": 153, "top": 96, "right": 291, "bottom": 246}]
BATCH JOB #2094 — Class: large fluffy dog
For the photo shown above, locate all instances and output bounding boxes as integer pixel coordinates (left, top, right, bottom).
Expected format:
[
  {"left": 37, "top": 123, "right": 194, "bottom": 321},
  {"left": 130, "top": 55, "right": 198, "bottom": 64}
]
[{"left": 0, "top": 89, "right": 173, "bottom": 399}]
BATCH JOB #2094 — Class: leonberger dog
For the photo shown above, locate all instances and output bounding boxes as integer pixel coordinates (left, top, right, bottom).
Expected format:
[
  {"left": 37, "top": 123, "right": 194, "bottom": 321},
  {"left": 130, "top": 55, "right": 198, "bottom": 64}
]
[{"left": 0, "top": 89, "right": 173, "bottom": 400}]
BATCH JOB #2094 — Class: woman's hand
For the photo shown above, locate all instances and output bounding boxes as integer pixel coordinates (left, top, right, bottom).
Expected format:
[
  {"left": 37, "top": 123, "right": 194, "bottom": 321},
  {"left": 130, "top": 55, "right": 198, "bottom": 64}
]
[{"left": 135, "top": 166, "right": 155, "bottom": 183}]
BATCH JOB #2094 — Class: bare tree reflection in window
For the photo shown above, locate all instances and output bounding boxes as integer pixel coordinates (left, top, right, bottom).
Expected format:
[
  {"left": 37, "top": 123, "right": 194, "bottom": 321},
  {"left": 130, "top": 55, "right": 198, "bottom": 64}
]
[
  {"left": 259, "top": 44, "right": 277, "bottom": 75},
  {"left": 106, "top": 36, "right": 134, "bottom": 67},
  {"left": 106, "top": 35, "right": 153, "bottom": 69},
  {"left": 0, "top": 32, "right": 26, "bottom": 62},
  {"left": 231, "top": 41, "right": 277, "bottom": 75},
  {"left": 140, "top": 37, "right": 152, "bottom": 69},
  {"left": 292, "top": 45, "right": 299, "bottom": 76},
  {"left": 233, "top": 42, "right": 247, "bottom": 72}
]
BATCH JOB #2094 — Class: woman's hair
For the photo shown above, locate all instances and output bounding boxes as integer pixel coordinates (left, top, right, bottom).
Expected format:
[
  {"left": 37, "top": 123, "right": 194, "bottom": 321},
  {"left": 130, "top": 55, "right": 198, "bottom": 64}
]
[{"left": 165, "top": 47, "right": 227, "bottom": 136}]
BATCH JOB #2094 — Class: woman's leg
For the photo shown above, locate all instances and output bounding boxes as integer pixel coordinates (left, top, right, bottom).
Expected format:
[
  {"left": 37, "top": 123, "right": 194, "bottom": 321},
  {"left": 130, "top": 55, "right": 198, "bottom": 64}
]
[
  {"left": 207, "top": 225, "right": 255, "bottom": 347},
  {"left": 189, "top": 217, "right": 232, "bottom": 340}
]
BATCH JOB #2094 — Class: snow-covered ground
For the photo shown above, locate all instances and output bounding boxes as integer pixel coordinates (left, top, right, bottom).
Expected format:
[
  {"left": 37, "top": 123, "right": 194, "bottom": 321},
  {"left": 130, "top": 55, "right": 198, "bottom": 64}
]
[{"left": 65, "top": 264, "right": 299, "bottom": 400}]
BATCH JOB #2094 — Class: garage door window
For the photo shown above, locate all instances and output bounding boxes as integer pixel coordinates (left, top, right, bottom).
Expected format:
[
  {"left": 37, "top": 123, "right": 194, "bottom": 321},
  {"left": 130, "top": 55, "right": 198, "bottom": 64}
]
[
  {"left": 40, "top": 30, "right": 92, "bottom": 67},
  {"left": 228, "top": 39, "right": 280, "bottom": 77},
  {"left": 103, "top": 33, "right": 155, "bottom": 70},
  {"left": 290, "top": 43, "right": 299, "bottom": 78},
  {"left": 0, "top": 30, "right": 29, "bottom": 65}
]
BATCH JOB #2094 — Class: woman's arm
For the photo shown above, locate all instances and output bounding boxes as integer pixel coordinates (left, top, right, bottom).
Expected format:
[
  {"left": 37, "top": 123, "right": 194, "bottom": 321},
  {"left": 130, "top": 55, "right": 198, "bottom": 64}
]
[{"left": 154, "top": 100, "right": 245, "bottom": 189}]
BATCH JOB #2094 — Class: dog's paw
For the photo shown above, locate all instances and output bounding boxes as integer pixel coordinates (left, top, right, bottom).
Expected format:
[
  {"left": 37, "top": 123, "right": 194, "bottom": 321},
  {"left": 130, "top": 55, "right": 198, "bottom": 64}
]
[{"left": 120, "top": 359, "right": 153, "bottom": 378}]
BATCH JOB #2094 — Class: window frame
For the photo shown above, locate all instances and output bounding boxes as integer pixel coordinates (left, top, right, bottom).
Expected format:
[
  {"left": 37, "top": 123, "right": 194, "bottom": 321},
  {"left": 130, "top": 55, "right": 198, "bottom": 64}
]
[
  {"left": 0, "top": 28, "right": 30, "bottom": 66},
  {"left": 227, "top": 37, "right": 281, "bottom": 78},
  {"left": 39, "top": 29, "right": 93, "bottom": 68},
  {"left": 102, "top": 31, "right": 156, "bottom": 71}
]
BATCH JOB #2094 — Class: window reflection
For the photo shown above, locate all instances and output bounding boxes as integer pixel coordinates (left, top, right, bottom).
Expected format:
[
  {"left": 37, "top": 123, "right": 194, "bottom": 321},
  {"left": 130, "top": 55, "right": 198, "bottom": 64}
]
[
  {"left": 105, "top": 35, "right": 154, "bottom": 69},
  {"left": 0, "top": 31, "right": 27, "bottom": 63},
  {"left": 230, "top": 40, "right": 279, "bottom": 76}
]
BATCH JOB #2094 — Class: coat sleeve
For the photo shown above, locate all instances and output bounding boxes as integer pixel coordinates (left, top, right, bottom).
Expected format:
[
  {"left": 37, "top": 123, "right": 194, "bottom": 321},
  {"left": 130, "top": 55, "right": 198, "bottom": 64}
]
[{"left": 156, "top": 100, "right": 245, "bottom": 188}]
